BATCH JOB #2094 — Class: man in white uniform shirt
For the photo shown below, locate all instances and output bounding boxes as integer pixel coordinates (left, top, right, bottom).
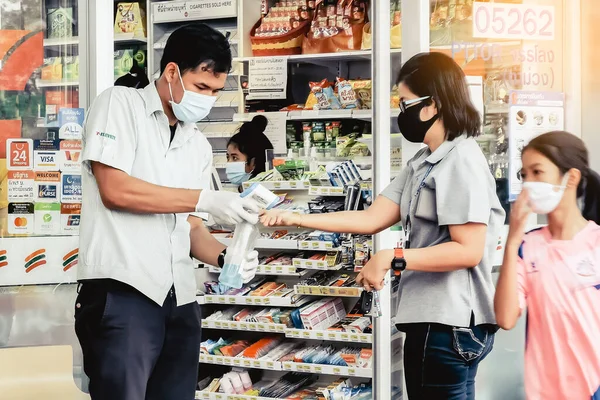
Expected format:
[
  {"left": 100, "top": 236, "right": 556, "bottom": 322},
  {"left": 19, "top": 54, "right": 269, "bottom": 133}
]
[{"left": 75, "top": 24, "right": 259, "bottom": 400}]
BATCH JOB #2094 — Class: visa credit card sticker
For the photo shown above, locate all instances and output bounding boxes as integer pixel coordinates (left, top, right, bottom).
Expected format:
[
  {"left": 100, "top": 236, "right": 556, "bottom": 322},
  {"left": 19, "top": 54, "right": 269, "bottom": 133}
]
[
  {"left": 6, "top": 139, "right": 33, "bottom": 170},
  {"left": 8, "top": 203, "right": 34, "bottom": 235},
  {"left": 34, "top": 202, "right": 61, "bottom": 235},
  {"left": 59, "top": 108, "right": 84, "bottom": 139},
  {"left": 61, "top": 203, "right": 81, "bottom": 234},
  {"left": 59, "top": 140, "right": 82, "bottom": 172},
  {"left": 34, "top": 139, "right": 60, "bottom": 171},
  {"left": 61, "top": 173, "right": 82, "bottom": 203},
  {"left": 7, "top": 171, "right": 35, "bottom": 202},
  {"left": 35, "top": 171, "right": 61, "bottom": 203}
]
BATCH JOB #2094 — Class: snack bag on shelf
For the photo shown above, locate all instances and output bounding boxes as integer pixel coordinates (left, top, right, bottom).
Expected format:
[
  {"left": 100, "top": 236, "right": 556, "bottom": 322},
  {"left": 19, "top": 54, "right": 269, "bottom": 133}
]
[
  {"left": 336, "top": 78, "right": 360, "bottom": 109},
  {"left": 114, "top": 2, "right": 147, "bottom": 39},
  {"left": 309, "top": 79, "right": 342, "bottom": 110},
  {"left": 47, "top": 8, "right": 74, "bottom": 39},
  {"left": 302, "top": 0, "right": 368, "bottom": 54},
  {"left": 41, "top": 57, "right": 63, "bottom": 82},
  {"left": 350, "top": 79, "right": 372, "bottom": 109}
]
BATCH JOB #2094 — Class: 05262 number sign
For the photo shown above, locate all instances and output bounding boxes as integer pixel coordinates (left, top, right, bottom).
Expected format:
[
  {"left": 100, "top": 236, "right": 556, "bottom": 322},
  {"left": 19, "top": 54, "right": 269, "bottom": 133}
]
[{"left": 472, "top": 2, "right": 555, "bottom": 41}]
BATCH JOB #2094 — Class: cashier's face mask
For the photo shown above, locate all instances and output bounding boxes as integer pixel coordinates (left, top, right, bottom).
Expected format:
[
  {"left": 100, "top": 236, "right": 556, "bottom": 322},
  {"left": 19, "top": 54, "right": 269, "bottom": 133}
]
[
  {"left": 169, "top": 65, "right": 216, "bottom": 123},
  {"left": 522, "top": 173, "right": 569, "bottom": 214},
  {"left": 226, "top": 162, "right": 252, "bottom": 185},
  {"left": 397, "top": 96, "right": 439, "bottom": 143}
]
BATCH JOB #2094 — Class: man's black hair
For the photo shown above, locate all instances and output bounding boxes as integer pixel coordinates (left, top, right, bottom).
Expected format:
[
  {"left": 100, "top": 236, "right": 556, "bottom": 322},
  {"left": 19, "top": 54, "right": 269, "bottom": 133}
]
[
  {"left": 160, "top": 23, "right": 232, "bottom": 75},
  {"left": 397, "top": 52, "right": 481, "bottom": 140}
]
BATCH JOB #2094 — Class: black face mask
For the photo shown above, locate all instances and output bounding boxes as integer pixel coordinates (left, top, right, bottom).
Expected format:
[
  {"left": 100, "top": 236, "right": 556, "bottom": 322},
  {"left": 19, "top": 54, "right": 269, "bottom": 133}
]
[{"left": 397, "top": 101, "right": 439, "bottom": 143}]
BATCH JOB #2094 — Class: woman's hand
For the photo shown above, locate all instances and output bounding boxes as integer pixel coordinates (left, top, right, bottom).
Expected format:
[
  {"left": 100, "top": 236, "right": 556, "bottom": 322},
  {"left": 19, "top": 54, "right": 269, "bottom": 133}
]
[
  {"left": 507, "top": 189, "right": 532, "bottom": 248},
  {"left": 260, "top": 209, "right": 302, "bottom": 227},
  {"left": 356, "top": 249, "right": 393, "bottom": 291}
]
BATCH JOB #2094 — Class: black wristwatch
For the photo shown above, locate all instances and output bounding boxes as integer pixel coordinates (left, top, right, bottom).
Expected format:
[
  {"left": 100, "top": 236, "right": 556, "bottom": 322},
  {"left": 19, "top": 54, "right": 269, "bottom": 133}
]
[
  {"left": 217, "top": 249, "right": 227, "bottom": 268},
  {"left": 391, "top": 248, "right": 407, "bottom": 275}
]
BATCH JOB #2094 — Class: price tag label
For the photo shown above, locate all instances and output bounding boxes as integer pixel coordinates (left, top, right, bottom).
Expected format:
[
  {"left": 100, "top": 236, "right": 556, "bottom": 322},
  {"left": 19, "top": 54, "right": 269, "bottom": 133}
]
[
  {"left": 215, "top": 394, "right": 224, "bottom": 400},
  {"left": 257, "top": 324, "right": 266, "bottom": 330},
  {"left": 311, "top": 242, "right": 320, "bottom": 249},
  {"left": 267, "top": 361, "right": 275, "bottom": 369},
  {"left": 205, "top": 296, "right": 213, "bottom": 303},
  {"left": 264, "top": 265, "right": 272, "bottom": 273},
  {"left": 228, "top": 297, "right": 236, "bottom": 304},
  {"left": 314, "top": 366, "right": 323, "bottom": 373},
  {"left": 328, "top": 332, "right": 337, "bottom": 340},
  {"left": 341, "top": 333, "right": 350, "bottom": 341},
  {"left": 472, "top": 2, "right": 555, "bottom": 41},
  {"left": 233, "top": 359, "right": 241, "bottom": 366},
  {"left": 348, "top": 368, "right": 356, "bottom": 375},
  {"left": 201, "top": 321, "right": 208, "bottom": 328},
  {"left": 243, "top": 360, "right": 251, "bottom": 367},
  {"left": 360, "top": 334, "right": 369, "bottom": 343},
  {"left": 214, "top": 321, "right": 222, "bottom": 328},
  {"left": 202, "top": 393, "right": 210, "bottom": 400},
  {"left": 299, "top": 241, "right": 309, "bottom": 249},
  {"left": 245, "top": 298, "right": 254, "bottom": 305},
  {"left": 293, "top": 259, "right": 302, "bottom": 266},
  {"left": 290, "top": 181, "right": 298, "bottom": 188},
  {"left": 302, "top": 331, "right": 311, "bottom": 338},
  {"left": 273, "top": 182, "right": 282, "bottom": 189},
  {"left": 316, "top": 332, "right": 324, "bottom": 339},
  {"left": 333, "top": 367, "right": 342, "bottom": 374},
  {"left": 350, "top": 334, "right": 359, "bottom": 342},
  {"left": 223, "top": 322, "right": 231, "bottom": 329},
  {"left": 253, "top": 360, "right": 261, "bottom": 368},
  {"left": 254, "top": 298, "right": 263, "bottom": 305},
  {"left": 218, "top": 297, "right": 226, "bottom": 303},
  {"left": 276, "top": 266, "right": 284, "bottom": 274},
  {"left": 263, "top": 297, "right": 271, "bottom": 305}
]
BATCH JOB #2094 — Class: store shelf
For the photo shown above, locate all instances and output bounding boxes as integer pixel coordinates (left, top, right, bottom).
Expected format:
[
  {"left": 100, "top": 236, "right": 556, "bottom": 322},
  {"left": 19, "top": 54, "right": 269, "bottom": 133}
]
[
  {"left": 288, "top": 109, "right": 354, "bottom": 120},
  {"left": 207, "top": 264, "right": 310, "bottom": 277},
  {"left": 202, "top": 320, "right": 287, "bottom": 333},
  {"left": 297, "top": 240, "right": 338, "bottom": 251},
  {"left": 114, "top": 33, "right": 147, "bottom": 44},
  {"left": 199, "top": 354, "right": 282, "bottom": 371},
  {"left": 197, "top": 295, "right": 312, "bottom": 307},
  {"left": 485, "top": 103, "right": 510, "bottom": 115},
  {"left": 292, "top": 258, "right": 342, "bottom": 271},
  {"left": 308, "top": 186, "right": 345, "bottom": 196},
  {"left": 200, "top": 321, "right": 372, "bottom": 344},
  {"left": 196, "top": 392, "right": 272, "bottom": 400},
  {"left": 294, "top": 285, "right": 363, "bottom": 297},
  {"left": 234, "top": 48, "right": 401, "bottom": 63},
  {"left": 43, "top": 37, "right": 79, "bottom": 47},
  {"left": 35, "top": 80, "right": 79, "bottom": 88},
  {"left": 281, "top": 362, "right": 372, "bottom": 378},
  {"left": 214, "top": 236, "right": 299, "bottom": 250},
  {"left": 197, "top": 122, "right": 241, "bottom": 139},
  {"left": 285, "top": 329, "right": 372, "bottom": 344},
  {"left": 242, "top": 180, "right": 310, "bottom": 191}
]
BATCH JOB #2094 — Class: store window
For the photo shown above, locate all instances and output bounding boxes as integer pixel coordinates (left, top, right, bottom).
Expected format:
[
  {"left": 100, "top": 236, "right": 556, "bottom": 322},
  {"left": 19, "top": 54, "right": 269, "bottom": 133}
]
[
  {"left": 0, "top": 1, "right": 85, "bottom": 286},
  {"left": 429, "top": 0, "right": 565, "bottom": 213}
]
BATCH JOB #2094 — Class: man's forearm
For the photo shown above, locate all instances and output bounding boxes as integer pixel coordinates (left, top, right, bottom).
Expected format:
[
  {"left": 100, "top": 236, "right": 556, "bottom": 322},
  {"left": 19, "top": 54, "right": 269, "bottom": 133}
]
[
  {"left": 189, "top": 218, "right": 226, "bottom": 266},
  {"left": 93, "top": 162, "right": 201, "bottom": 214}
]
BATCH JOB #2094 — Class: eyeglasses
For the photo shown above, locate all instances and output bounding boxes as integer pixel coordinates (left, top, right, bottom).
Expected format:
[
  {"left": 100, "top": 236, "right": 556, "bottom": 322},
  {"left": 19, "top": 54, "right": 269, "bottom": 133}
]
[{"left": 399, "top": 96, "right": 432, "bottom": 113}]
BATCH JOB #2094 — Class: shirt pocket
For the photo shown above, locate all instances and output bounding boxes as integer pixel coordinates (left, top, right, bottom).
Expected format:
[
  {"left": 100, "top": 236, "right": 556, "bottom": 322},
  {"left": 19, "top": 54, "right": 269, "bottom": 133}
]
[{"left": 414, "top": 187, "right": 438, "bottom": 223}]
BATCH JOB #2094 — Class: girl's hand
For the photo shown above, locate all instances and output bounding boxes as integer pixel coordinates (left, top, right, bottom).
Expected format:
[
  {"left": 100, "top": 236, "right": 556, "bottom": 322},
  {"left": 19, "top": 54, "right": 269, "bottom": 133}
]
[
  {"left": 356, "top": 250, "right": 393, "bottom": 291},
  {"left": 507, "top": 189, "right": 532, "bottom": 248},
  {"left": 260, "top": 210, "right": 302, "bottom": 227}
]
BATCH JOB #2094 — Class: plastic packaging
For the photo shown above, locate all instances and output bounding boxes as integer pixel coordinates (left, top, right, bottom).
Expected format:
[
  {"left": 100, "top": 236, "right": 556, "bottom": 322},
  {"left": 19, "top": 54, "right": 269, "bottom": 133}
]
[{"left": 219, "top": 184, "right": 279, "bottom": 288}]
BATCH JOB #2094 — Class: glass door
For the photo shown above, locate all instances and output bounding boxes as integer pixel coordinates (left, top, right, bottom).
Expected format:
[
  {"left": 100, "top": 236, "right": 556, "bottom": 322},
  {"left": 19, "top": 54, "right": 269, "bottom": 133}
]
[{"left": 1, "top": 0, "right": 87, "bottom": 238}]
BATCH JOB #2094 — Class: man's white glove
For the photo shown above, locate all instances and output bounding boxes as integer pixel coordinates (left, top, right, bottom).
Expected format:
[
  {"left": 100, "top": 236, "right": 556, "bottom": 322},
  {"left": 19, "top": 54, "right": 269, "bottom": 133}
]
[
  {"left": 240, "top": 250, "right": 259, "bottom": 284},
  {"left": 196, "top": 190, "right": 260, "bottom": 226}
]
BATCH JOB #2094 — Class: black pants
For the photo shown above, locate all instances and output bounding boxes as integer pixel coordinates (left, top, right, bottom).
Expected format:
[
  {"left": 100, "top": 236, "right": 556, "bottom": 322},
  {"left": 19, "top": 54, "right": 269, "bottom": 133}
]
[
  {"left": 74, "top": 280, "right": 202, "bottom": 400},
  {"left": 402, "top": 323, "right": 494, "bottom": 400}
]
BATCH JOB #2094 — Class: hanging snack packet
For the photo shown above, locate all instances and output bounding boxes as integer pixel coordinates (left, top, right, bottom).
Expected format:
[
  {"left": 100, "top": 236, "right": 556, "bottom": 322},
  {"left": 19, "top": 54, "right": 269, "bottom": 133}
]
[
  {"left": 350, "top": 79, "right": 372, "bottom": 109},
  {"left": 336, "top": 77, "right": 359, "bottom": 109},
  {"left": 309, "top": 79, "right": 342, "bottom": 110}
]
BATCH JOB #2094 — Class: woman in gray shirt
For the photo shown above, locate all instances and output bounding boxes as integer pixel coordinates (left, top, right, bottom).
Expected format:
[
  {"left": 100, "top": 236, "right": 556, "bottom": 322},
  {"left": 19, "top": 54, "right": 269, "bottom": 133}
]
[{"left": 262, "top": 52, "right": 505, "bottom": 399}]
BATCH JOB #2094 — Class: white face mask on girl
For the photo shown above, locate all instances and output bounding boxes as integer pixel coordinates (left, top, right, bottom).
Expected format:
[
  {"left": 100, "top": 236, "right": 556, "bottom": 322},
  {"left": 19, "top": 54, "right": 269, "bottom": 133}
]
[
  {"left": 169, "top": 65, "right": 216, "bottom": 123},
  {"left": 523, "top": 173, "right": 570, "bottom": 214}
]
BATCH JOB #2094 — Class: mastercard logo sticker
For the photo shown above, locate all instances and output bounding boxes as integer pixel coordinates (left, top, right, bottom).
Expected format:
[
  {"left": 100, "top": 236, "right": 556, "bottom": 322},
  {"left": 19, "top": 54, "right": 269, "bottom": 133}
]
[{"left": 13, "top": 217, "right": 28, "bottom": 227}]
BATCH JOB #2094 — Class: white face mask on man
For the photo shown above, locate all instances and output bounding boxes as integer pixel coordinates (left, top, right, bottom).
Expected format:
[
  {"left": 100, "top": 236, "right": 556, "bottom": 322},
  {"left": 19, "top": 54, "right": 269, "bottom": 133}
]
[
  {"left": 169, "top": 65, "right": 216, "bottom": 123},
  {"left": 523, "top": 173, "right": 570, "bottom": 214}
]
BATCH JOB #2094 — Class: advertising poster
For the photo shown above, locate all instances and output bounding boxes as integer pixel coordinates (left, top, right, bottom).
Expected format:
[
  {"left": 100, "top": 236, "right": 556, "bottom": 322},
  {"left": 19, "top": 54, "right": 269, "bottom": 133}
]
[
  {"left": 7, "top": 170, "right": 35, "bottom": 202},
  {"left": 61, "top": 173, "right": 82, "bottom": 203},
  {"left": 247, "top": 57, "right": 288, "bottom": 100},
  {"left": 508, "top": 90, "right": 564, "bottom": 200}
]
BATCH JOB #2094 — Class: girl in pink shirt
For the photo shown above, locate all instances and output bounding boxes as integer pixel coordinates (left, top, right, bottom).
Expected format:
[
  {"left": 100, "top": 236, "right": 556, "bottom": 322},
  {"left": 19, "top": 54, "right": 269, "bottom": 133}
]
[{"left": 495, "top": 131, "right": 600, "bottom": 400}]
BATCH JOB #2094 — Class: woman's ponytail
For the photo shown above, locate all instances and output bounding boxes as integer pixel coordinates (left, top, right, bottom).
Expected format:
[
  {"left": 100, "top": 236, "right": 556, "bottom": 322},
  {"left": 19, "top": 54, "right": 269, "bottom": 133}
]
[{"left": 582, "top": 168, "right": 600, "bottom": 224}]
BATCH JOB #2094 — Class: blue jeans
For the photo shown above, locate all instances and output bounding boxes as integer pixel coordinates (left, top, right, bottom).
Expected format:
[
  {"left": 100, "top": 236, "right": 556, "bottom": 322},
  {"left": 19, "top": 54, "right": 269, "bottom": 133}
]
[{"left": 402, "top": 323, "right": 495, "bottom": 400}]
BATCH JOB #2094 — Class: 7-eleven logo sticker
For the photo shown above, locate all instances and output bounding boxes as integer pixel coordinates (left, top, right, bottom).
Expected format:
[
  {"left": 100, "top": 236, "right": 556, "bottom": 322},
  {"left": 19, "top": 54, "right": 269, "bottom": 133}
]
[
  {"left": 0, "top": 250, "right": 7, "bottom": 268},
  {"left": 63, "top": 249, "right": 78, "bottom": 271},
  {"left": 24, "top": 249, "right": 46, "bottom": 273}
]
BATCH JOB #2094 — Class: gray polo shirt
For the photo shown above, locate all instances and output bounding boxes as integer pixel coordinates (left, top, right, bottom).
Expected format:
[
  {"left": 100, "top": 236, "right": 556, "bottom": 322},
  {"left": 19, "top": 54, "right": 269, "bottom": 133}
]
[{"left": 381, "top": 135, "right": 505, "bottom": 327}]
